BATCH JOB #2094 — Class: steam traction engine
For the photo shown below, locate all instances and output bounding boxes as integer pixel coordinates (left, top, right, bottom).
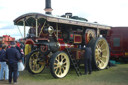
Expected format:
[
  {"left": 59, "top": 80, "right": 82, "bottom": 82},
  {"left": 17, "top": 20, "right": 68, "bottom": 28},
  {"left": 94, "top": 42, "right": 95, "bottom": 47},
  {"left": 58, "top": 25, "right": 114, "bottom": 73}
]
[{"left": 14, "top": 13, "right": 111, "bottom": 78}]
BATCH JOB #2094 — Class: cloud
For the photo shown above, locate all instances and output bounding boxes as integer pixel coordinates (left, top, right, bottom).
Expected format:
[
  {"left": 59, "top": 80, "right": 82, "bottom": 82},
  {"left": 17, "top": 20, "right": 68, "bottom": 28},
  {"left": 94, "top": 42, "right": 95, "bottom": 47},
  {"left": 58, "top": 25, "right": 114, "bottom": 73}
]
[
  {"left": 0, "top": 25, "right": 15, "bottom": 30},
  {"left": 0, "top": 25, "right": 26, "bottom": 39},
  {"left": 0, "top": 0, "right": 128, "bottom": 39}
]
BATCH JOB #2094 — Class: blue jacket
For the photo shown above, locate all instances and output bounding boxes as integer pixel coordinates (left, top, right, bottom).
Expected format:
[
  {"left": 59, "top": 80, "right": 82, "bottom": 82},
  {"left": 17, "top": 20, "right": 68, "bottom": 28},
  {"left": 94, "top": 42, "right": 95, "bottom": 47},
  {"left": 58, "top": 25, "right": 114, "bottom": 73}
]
[
  {"left": 5, "top": 47, "right": 21, "bottom": 63},
  {"left": 0, "top": 49, "right": 6, "bottom": 62}
]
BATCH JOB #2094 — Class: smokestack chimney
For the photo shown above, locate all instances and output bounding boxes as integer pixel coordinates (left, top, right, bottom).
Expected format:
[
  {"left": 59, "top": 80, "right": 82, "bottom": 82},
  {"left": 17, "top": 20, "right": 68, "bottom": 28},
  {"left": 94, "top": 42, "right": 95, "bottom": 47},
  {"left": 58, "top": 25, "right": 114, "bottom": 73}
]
[{"left": 44, "top": 0, "right": 53, "bottom": 14}]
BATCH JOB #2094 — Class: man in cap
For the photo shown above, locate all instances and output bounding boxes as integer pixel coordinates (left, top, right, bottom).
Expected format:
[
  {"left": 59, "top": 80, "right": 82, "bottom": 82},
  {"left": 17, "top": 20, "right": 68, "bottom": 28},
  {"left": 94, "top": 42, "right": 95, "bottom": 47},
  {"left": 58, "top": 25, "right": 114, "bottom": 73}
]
[
  {"left": 81, "top": 34, "right": 93, "bottom": 75},
  {"left": 84, "top": 46, "right": 92, "bottom": 74},
  {"left": 5, "top": 41, "right": 21, "bottom": 84}
]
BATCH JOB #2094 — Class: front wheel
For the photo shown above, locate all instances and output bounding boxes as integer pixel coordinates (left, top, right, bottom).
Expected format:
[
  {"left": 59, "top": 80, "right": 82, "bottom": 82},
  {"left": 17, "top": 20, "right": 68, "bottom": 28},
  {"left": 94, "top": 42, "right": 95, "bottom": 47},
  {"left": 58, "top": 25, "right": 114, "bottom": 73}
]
[
  {"left": 50, "top": 51, "right": 70, "bottom": 78},
  {"left": 26, "top": 50, "right": 46, "bottom": 74}
]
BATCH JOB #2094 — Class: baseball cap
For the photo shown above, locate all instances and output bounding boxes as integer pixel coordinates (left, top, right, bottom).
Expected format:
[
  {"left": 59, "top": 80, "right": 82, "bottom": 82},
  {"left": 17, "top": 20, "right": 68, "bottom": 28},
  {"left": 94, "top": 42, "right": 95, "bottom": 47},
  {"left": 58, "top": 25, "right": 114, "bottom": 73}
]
[{"left": 10, "top": 41, "right": 16, "bottom": 45}]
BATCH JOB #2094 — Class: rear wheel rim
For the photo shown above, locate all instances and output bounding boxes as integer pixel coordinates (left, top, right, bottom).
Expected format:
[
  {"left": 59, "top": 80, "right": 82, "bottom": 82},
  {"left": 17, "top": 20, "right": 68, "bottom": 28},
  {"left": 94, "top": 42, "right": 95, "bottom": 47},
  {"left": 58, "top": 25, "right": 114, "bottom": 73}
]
[{"left": 95, "top": 38, "right": 109, "bottom": 69}]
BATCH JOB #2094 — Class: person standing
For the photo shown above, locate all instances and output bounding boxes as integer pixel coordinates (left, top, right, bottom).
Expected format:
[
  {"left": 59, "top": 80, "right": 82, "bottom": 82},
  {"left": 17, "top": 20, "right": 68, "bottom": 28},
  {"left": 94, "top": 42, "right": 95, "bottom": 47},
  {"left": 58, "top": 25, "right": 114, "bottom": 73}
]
[
  {"left": 84, "top": 47, "right": 92, "bottom": 74},
  {"left": 5, "top": 42, "right": 21, "bottom": 84},
  {"left": 15, "top": 43, "right": 23, "bottom": 78},
  {"left": 0, "top": 44, "right": 2, "bottom": 50},
  {"left": 0, "top": 44, "right": 3, "bottom": 80},
  {"left": 0, "top": 45, "right": 9, "bottom": 81}
]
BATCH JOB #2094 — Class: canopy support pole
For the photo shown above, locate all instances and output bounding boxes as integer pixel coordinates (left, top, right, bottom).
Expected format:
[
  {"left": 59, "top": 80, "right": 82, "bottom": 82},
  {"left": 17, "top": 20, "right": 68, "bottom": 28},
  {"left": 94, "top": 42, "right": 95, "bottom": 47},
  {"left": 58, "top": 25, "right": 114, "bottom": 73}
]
[
  {"left": 23, "top": 21, "right": 26, "bottom": 38},
  {"left": 97, "top": 28, "right": 100, "bottom": 37},
  {"left": 36, "top": 19, "right": 38, "bottom": 37},
  {"left": 56, "top": 23, "right": 58, "bottom": 40}
]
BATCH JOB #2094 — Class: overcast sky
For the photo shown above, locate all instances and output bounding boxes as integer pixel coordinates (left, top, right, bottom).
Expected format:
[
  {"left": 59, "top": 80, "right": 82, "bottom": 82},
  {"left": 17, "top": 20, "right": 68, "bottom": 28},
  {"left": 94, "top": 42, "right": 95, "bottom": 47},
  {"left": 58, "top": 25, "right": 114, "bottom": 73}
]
[{"left": 0, "top": 0, "right": 128, "bottom": 39}]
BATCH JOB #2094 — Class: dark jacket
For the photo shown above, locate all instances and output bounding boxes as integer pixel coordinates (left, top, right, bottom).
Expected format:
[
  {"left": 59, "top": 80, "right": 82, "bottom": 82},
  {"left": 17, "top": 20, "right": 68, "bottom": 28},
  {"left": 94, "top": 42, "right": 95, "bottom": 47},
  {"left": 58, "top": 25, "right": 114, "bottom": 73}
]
[
  {"left": 16, "top": 46, "right": 24, "bottom": 58},
  {"left": 82, "top": 47, "right": 92, "bottom": 59},
  {"left": 5, "top": 47, "right": 21, "bottom": 63},
  {"left": 16, "top": 46, "right": 21, "bottom": 56},
  {"left": 0, "top": 49, "right": 6, "bottom": 62},
  {"left": 85, "top": 47, "right": 92, "bottom": 59}
]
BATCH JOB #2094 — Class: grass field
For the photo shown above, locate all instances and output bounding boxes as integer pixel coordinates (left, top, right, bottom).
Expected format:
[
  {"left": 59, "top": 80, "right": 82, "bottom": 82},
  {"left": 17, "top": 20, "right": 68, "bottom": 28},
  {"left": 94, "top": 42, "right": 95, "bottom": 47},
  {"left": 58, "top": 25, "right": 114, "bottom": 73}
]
[{"left": 0, "top": 64, "right": 128, "bottom": 85}]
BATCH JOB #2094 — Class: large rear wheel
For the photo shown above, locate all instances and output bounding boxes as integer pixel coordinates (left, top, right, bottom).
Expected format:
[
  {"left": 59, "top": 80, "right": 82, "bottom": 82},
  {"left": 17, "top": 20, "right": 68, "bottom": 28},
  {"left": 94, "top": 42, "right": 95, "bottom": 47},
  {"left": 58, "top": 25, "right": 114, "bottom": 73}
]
[
  {"left": 50, "top": 51, "right": 70, "bottom": 78},
  {"left": 26, "top": 50, "right": 46, "bottom": 74},
  {"left": 88, "top": 37, "right": 110, "bottom": 70}
]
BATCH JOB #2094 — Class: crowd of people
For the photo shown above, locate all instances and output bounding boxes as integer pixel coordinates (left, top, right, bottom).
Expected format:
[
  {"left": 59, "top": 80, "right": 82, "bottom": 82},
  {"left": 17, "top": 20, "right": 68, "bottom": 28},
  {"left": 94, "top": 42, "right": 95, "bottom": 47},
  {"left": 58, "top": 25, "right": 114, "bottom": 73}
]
[{"left": 0, "top": 41, "right": 24, "bottom": 84}]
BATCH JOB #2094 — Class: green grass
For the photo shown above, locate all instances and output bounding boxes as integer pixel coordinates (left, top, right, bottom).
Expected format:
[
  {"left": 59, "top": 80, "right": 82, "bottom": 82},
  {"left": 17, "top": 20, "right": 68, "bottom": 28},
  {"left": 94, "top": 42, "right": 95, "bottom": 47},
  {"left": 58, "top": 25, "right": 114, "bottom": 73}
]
[
  {"left": 0, "top": 64, "right": 127, "bottom": 85},
  {"left": 15, "top": 64, "right": 128, "bottom": 85}
]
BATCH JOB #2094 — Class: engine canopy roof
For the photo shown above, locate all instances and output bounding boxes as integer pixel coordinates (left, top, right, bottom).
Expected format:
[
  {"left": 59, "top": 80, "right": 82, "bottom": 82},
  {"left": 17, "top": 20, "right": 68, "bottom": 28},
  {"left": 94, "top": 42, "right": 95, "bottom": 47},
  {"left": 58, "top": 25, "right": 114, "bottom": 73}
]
[{"left": 14, "top": 12, "right": 111, "bottom": 30}]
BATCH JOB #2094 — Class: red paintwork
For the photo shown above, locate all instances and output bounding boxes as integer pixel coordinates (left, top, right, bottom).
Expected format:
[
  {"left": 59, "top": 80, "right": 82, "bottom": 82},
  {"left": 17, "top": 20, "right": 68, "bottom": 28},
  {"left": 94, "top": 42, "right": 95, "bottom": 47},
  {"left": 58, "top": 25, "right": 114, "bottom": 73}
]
[
  {"left": 74, "top": 35, "right": 82, "bottom": 43},
  {"left": 58, "top": 39, "right": 65, "bottom": 50},
  {"left": 58, "top": 38, "right": 77, "bottom": 51},
  {"left": 25, "top": 39, "right": 35, "bottom": 45},
  {"left": 107, "top": 27, "right": 128, "bottom": 59}
]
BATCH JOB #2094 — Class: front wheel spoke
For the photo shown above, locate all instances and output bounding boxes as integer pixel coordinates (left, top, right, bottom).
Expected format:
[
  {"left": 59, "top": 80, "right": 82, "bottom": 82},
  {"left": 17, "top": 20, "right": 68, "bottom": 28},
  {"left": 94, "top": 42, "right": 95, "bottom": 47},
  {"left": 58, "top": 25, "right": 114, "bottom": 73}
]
[
  {"left": 54, "top": 63, "right": 58, "bottom": 66},
  {"left": 56, "top": 57, "right": 59, "bottom": 62},
  {"left": 32, "top": 65, "right": 34, "bottom": 70},
  {"left": 33, "top": 65, "right": 36, "bottom": 70},
  {"left": 35, "top": 64, "right": 38, "bottom": 70},
  {"left": 59, "top": 55, "right": 62, "bottom": 62},
  {"left": 37, "top": 64, "right": 39, "bottom": 70},
  {"left": 35, "top": 64, "right": 37, "bottom": 70},
  {"left": 61, "top": 57, "right": 65, "bottom": 62},
  {"left": 54, "top": 65, "right": 59, "bottom": 69},
  {"left": 61, "top": 67, "right": 65, "bottom": 72},
  {"left": 55, "top": 68, "right": 58, "bottom": 74},
  {"left": 63, "top": 61, "right": 67, "bottom": 65},
  {"left": 59, "top": 67, "right": 62, "bottom": 75}
]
